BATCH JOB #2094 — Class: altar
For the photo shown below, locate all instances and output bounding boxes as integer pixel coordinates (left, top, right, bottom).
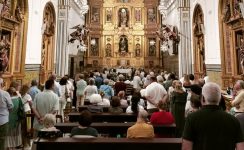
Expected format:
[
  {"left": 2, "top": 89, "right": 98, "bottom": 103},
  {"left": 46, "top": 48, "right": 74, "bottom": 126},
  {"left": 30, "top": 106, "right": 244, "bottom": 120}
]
[{"left": 116, "top": 68, "right": 131, "bottom": 74}]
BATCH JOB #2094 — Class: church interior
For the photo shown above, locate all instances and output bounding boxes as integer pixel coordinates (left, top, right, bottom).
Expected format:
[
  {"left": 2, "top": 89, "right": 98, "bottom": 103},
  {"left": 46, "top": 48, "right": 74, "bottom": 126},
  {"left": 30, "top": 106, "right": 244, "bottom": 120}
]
[{"left": 1, "top": 0, "right": 244, "bottom": 150}]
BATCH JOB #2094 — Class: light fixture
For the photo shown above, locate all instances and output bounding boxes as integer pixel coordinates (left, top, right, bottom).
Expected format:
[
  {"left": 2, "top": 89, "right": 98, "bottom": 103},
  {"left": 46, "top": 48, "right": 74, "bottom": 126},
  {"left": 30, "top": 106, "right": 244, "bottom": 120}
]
[
  {"left": 91, "top": 38, "right": 96, "bottom": 46},
  {"left": 149, "top": 40, "right": 156, "bottom": 46}
]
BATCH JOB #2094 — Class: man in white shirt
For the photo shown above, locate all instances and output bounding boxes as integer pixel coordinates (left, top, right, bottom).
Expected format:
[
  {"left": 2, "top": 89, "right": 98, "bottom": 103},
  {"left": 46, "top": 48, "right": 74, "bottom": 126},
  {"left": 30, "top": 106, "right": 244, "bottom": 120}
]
[
  {"left": 145, "top": 76, "right": 167, "bottom": 113},
  {"left": 0, "top": 78, "right": 13, "bottom": 150},
  {"left": 32, "top": 79, "right": 59, "bottom": 134}
]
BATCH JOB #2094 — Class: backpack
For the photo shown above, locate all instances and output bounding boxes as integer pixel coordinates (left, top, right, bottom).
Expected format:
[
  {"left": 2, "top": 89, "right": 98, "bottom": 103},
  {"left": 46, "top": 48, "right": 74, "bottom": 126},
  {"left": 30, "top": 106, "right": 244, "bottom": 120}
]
[{"left": 17, "top": 97, "right": 26, "bottom": 121}]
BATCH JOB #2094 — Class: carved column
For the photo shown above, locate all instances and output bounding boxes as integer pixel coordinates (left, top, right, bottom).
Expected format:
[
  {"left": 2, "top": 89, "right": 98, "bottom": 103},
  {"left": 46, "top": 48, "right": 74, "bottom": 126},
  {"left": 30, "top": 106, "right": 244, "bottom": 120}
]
[
  {"left": 178, "top": 0, "right": 192, "bottom": 77},
  {"left": 56, "top": 0, "right": 69, "bottom": 76}
]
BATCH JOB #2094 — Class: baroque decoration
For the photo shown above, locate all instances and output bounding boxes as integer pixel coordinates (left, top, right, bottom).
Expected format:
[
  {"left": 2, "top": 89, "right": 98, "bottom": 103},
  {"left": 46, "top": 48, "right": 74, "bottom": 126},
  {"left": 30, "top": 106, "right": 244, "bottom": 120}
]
[
  {"left": 0, "top": 0, "right": 28, "bottom": 86},
  {"left": 68, "top": 24, "right": 89, "bottom": 51},
  {"left": 156, "top": 24, "right": 180, "bottom": 55}
]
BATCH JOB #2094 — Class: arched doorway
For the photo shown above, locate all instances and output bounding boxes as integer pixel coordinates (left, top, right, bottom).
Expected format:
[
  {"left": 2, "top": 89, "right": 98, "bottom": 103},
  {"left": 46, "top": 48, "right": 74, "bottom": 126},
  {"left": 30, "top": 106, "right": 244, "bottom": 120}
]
[
  {"left": 192, "top": 4, "right": 206, "bottom": 78},
  {"left": 219, "top": 0, "right": 244, "bottom": 88},
  {"left": 40, "top": 2, "right": 56, "bottom": 84},
  {"left": 0, "top": 0, "right": 29, "bottom": 86}
]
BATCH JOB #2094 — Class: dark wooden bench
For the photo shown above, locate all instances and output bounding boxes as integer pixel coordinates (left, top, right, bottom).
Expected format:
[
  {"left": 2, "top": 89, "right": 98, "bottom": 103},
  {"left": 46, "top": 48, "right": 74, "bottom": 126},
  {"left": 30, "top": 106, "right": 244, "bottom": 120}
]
[
  {"left": 55, "top": 122, "right": 176, "bottom": 137},
  {"left": 68, "top": 112, "right": 139, "bottom": 122},
  {"left": 34, "top": 137, "right": 182, "bottom": 150},
  {"left": 78, "top": 105, "right": 128, "bottom": 113}
]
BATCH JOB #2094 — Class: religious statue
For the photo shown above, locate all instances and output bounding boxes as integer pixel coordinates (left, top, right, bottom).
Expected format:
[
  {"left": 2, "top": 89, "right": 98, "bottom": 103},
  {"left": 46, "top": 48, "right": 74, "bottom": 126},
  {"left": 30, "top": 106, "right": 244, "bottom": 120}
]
[
  {"left": 239, "top": 38, "right": 244, "bottom": 75},
  {"left": 147, "top": 8, "right": 156, "bottom": 23},
  {"left": 15, "top": 6, "right": 24, "bottom": 22},
  {"left": 0, "top": 0, "right": 10, "bottom": 17},
  {"left": 197, "top": 36, "right": 205, "bottom": 72},
  {"left": 0, "top": 35, "right": 10, "bottom": 72},
  {"left": 118, "top": 8, "right": 129, "bottom": 27},
  {"left": 119, "top": 35, "right": 128, "bottom": 53},
  {"left": 105, "top": 43, "right": 112, "bottom": 57},
  {"left": 42, "top": 13, "right": 55, "bottom": 37},
  {"left": 106, "top": 8, "right": 112, "bottom": 22},
  {"left": 91, "top": 8, "right": 100, "bottom": 23},
  {"left": 135, "top": 43, "right": 140, "bottom": 57},
  {"left": 149, "top": 44, "right": 156, "bottom": 56},
  {"left": 69, "top": 25, "right": 89, "bottom": 47},
  {"left": 223, "top": 4, "right": 231, "bottom": 23},
  {"left": 135, "top": 9, "right": 141, "bottom": 22}
]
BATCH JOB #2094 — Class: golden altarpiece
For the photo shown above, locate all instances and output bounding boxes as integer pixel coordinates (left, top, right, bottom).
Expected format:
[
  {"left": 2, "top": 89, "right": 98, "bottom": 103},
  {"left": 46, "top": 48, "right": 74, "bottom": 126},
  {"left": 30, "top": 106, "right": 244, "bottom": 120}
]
[
  {"left": 219, "top": 0, "right": 244, "bottom": 88},
  {"left": 0, "top": 0, "right": 28, "bottom": 87},
  {"left": 85, "top": 0, "right": 160, "bottom": 69}
]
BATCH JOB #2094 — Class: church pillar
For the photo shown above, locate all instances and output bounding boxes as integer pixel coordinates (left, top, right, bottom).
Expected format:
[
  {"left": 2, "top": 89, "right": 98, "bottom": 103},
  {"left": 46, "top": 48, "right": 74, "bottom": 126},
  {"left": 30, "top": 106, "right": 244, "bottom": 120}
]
[
  {"left": 56, "top": 0, "right": 69, "bottom": 77},
  {"left": 178, "top": 0, "right": 192, "bottom": 78}
]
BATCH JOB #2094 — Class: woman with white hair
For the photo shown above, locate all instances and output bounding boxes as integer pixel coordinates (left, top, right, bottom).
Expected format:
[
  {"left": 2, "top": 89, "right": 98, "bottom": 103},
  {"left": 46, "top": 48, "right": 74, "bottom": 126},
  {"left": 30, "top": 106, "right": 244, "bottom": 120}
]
[
  {"left": 38, "top": 114, "right": 62, "bottom": 138},
  {"left": 41, "top": 114, "right": 59, "bottom": 131},
  {"left": 87, "top": 94, "right": 103, "bottom": 113}
]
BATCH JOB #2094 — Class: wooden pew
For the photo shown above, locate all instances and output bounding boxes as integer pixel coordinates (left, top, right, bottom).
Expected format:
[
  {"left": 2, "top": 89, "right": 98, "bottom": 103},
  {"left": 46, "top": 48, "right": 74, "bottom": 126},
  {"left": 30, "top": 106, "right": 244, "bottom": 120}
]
[
  {"left": 55, "top": 122, "right": 176, "bottom": 137},
  {"left": 34, "top": 137, "right": 182, "bottom": 150},
  {"left": 68, "top": 112, "right": 138, "bottom": 122},
  {"left": 78, "top": 105, "right": 127, "bottom": 113}
]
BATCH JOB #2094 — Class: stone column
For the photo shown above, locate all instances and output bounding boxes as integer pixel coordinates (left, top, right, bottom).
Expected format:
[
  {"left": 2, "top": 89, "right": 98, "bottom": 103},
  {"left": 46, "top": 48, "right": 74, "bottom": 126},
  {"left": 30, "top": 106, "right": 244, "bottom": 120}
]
[
  {"left": 56, "top": 0, "right": 69, "bottom": 76},
  {"left": 178, "top": 0, "right": 192, "bottom": 78}
]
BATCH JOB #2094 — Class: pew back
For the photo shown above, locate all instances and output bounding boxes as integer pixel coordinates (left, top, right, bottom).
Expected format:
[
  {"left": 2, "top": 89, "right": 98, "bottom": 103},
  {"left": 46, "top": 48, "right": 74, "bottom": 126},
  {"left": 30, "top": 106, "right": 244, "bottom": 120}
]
[
  {"left": 55, "top": 122, "right": 176, "bottom": 137},
  {"left": 35, "top": 137, "right": 182, "bottom": 150}
]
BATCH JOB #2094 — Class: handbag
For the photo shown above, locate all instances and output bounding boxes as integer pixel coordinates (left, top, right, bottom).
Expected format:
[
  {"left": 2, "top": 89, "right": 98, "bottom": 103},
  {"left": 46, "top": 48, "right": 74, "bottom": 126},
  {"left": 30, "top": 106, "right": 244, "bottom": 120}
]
[
  {"left": 17, "top": 97, "right": 26, "bottom": 121},
  {"left": 65, "top": 85, "right": 71, "bottom": 102}
]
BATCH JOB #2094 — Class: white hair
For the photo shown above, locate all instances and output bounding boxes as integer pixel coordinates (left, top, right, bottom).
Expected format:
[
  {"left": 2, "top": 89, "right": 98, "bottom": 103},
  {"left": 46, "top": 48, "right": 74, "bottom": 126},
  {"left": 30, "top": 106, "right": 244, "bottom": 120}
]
[
  {"left": 43, "top": 114, "right": 56, "bottom": 128},
  {"left": 138, "top": 109, "right": 149, "bottom": 122},
  {"left": 202, "top": 82, "right": 221, "bottom": 105},
  {"left": 89, "top": 94, "right": 102, "bottom": 104},
  {"left": 156, "top": 75, "right": 164, "bottom": 83}
]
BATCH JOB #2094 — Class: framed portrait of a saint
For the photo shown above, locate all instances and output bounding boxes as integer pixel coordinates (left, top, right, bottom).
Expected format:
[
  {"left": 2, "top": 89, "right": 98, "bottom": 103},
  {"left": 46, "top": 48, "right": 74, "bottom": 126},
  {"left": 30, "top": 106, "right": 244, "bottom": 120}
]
[
  {"left": 148, "top": 38, "right": 156, "bottom": 56},
  {"left": 135, "top": 8, "right": 141, "bottom": 22},
  {"left": 91, "top": 7, "right": 100, "bottom": 23},
  {"left": 106, "top": 8, "right": 112, "bottom": 22},
  {"left": 147, "top": 8, "right": 156, "bottom": 23}
]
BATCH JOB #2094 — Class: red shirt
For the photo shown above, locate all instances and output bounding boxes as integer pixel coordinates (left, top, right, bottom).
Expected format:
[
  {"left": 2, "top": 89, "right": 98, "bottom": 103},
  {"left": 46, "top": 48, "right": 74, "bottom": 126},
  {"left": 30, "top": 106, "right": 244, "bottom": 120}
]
[{"left": 150, "top": 111, "right": 175, "bottom": 125}]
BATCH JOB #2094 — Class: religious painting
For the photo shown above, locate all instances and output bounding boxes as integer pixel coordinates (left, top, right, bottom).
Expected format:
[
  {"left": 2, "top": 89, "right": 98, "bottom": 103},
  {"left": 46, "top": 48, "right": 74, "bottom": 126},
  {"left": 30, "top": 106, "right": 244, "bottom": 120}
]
[
  {"left": 91, "top": 7, "right": 100, "bottom": 23},
  {"left": 106, "top": 8, "right": 112, "bottom": 22},
  {"left": 105, "top": 43, "right": 112, "bottom": 57},
  {"left": 135, "top": 8, "right": 141, "bottom": 22},
  {"left": 118, "top": 8, "right": 129, "bottom": 27},
  {"left": 148, "top": 38, "right": 156, "bottom": 56},
  {"left": 90, "top": 38, "right": 99, "bottom": 56},
  {"left": 0, "top": 30, "right": 11, "bottom": 72},
  {"left": 147, "top": 8, "right": 156, "bottom": 23},
  {"left": 135, "top": 43, "right": 141, "bottom": 57},
  {"left": 119, "top": 35, "right": 128, "bottom": 53}
]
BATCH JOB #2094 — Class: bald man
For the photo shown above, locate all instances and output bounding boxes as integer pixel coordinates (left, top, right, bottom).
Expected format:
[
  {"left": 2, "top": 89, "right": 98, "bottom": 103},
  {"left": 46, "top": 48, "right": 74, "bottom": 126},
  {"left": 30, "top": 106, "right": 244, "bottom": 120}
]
[{"left": 182, "top": 82, "right": 244, "bottom": 150}]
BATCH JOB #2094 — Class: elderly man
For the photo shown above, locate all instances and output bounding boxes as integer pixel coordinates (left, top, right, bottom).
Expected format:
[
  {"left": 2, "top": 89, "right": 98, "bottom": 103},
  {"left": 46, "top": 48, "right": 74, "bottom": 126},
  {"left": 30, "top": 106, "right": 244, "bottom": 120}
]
[
  {"left": 145, "top": 76, "right": 167, "bottom": 113},
  {"left": 0, "top": 78, "right": 13, "bottom": 150},
  {"left": 182, "top": 82, "right": 244, "bottom": 150},
  {"left": 127, "top": 109, "right": 154, "bottom": 138},
  {"left": 232, "top": 80, "right": 244, "bottom": 113}
]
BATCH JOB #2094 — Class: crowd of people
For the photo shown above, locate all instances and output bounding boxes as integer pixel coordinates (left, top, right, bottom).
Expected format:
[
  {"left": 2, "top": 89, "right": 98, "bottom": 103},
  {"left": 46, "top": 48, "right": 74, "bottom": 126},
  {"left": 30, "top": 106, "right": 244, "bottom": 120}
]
[{"left": 1, "top": 68, "right": 244, "bottom": 149}]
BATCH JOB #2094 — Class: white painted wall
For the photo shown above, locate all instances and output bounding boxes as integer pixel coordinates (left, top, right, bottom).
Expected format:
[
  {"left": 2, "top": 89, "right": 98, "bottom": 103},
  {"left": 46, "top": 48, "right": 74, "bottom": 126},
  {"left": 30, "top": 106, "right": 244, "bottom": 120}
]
[
  {"left": 190, "top": 0, "right": 221, "bottom": 65},
  {"left": 25, "top": 0, "right": 58, "bottom": 64}
]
